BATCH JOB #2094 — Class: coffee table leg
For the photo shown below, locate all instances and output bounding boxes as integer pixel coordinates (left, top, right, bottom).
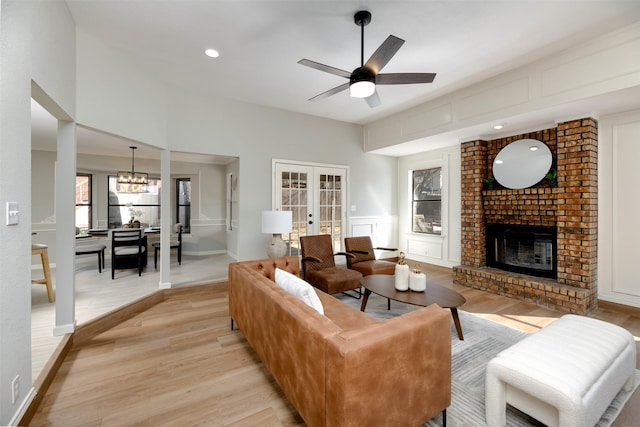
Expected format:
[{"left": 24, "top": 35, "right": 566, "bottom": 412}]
[
  {"left": 450, "top": 308, "right": 464, "bottom": 340},
  {"left": 360, "top": 288, "right": 372, "bottom": 312}
]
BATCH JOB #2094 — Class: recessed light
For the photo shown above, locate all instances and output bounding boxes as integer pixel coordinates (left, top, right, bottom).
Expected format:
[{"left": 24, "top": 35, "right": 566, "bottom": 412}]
[
  {"left": 529, "top": 146, "right": 539, "bottom": 151},
  {"left": 495, "top": 160, "right": 504, "bottom": 164},
  {"left": 493, "top": 124, "right": 504, "bottom": 130},
  {"left": 204, "top": 48, "right": 220, "bottom": 58}
]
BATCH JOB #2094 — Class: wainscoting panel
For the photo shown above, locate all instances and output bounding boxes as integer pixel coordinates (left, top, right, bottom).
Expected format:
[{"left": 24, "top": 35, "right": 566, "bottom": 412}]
[
  {"left": 188, "top": 219, "right": 228, "bottom": 256},
  {"left": 611, "top": 119, "right": 640, "bottom": 298},
  {"left": 348, "top": 216, "right": 398, "bottom": 259},
  {"left": 406, "top": 237, "right": 443, "bottom": 262}
]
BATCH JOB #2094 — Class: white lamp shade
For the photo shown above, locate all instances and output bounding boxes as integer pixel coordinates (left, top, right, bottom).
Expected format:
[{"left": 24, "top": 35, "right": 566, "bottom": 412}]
[{"left": 261, "top": 210, "right": 292, "bottom": 234}]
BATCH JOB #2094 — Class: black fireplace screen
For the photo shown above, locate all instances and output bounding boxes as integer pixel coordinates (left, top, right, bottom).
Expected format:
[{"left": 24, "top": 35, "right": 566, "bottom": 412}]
[{"left": 486, "top": 225, "right": 557, "bottom": 279}]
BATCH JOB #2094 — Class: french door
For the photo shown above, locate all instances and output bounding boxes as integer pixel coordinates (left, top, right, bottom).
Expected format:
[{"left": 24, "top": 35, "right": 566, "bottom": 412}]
[{"left": 274, "top": 161, "right": 348, "bottom": 255}]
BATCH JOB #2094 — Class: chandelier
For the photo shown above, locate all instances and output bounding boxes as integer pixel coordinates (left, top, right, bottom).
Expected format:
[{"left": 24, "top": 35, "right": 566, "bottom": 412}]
[{"left": 116, "top": 146, "right": 148, "bottom": 193}]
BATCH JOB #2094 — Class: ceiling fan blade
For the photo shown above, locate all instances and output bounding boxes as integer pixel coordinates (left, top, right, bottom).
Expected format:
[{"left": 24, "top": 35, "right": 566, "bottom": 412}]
[
  {"left": 363, "top": 35, "right": 404, "bottom": 74},
  {"left": 364, "top": 90, "right": 381, "bottom": 108},
  {"left": 376, "top": 73, "right": 437, "bottom": 84},
  {"left": 298, "top": 59, "right": 351, "bottom": 79},
  {"left": 308, "top": 82, "right": 350, "bottom": 102}
]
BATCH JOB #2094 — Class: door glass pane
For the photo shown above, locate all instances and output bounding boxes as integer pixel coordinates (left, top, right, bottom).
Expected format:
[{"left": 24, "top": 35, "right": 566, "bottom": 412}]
[
  {"left": 319, "top": 173, "right": 342, "bottom": 251},
  {"left": 281, "top": 171, "right": 308, "bottom": 255}
]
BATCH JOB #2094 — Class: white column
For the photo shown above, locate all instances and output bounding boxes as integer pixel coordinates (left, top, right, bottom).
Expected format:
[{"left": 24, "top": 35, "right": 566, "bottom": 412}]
[
  {"left": 158, "top": 148, "right": 172, "bottom": 288},
  {"left": 54, "top": 120, "right": 77, "bottom": 335}
]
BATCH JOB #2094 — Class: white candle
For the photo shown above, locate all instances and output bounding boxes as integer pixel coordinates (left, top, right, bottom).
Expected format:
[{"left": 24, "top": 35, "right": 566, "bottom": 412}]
[
  {"left": 409, "top": 269, "right": 426, "bottom": 292},
  {"left": 395, "top": 263, "right": 410, "bottom": 291}
]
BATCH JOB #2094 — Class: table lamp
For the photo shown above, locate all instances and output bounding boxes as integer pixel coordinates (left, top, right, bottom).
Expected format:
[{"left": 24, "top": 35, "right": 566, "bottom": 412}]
[{"left": 262, "top": 210, "right": 292, "bottom": 258}]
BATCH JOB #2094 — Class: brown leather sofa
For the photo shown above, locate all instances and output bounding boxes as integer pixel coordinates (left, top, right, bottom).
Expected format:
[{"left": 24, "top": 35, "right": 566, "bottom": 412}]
[{"left": 228, "top": 256, "right": 451, "bottom": 427}]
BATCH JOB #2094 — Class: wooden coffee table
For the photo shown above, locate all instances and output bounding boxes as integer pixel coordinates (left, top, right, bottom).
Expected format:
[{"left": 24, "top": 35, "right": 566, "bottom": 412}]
[{"left": 360, "top": 274, "right": 467, "bottom": 340}]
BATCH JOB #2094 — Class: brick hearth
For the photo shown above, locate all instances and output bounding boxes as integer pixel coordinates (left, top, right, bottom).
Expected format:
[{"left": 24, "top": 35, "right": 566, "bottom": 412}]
[{"left": 454, "top": 118, "right": 598, "bottom": 314}]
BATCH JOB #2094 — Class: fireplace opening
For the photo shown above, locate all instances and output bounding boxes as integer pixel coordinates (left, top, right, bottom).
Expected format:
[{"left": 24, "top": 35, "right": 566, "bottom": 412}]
[{"left": 486, "top": 224, "right": 557, "bottom": 279}]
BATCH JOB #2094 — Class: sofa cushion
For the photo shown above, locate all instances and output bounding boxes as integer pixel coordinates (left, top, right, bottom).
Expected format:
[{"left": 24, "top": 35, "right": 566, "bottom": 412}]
[
  {"left": 275, "top": 268, "right": 324, "bottom": 315},
  {"left": 318, "top": 291, "right": 380, "bottom": 331}
]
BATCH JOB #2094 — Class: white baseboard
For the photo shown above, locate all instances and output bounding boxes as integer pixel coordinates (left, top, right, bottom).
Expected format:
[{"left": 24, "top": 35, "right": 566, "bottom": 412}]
[
  {"left": 8, "top": 386, "right": 35, "bottom": 426},
  {"left": 598, "top": 294, "right": 640, "bottom": 309},
  {"left": 53, "top": 322, "right": 75, "bottom": 336},
  {"left": 182, "top": 249, "right": 228, "bottom": 256}
]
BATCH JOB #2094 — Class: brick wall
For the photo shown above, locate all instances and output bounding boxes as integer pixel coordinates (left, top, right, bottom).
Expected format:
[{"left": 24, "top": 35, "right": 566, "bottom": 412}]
[
  {"left": 454, "top": 118, "right": 598, "bottom": 314},
  {"left": 460, "top": 140, "right": 487, "bottom": 268}
]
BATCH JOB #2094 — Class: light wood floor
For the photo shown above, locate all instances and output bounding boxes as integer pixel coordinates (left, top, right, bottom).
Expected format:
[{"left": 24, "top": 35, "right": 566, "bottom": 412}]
[
  {"left": 28, "top": 262, "right": 640, "bottom": 426},
  {"left": 31, "top": 253, "right": 236, "bottom": 380}
]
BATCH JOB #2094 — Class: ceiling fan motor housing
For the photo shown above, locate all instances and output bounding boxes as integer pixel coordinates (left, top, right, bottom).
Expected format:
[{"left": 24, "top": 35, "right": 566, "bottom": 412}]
[{"left": 350, "top": 66, "right": 375, "bottom": 85}]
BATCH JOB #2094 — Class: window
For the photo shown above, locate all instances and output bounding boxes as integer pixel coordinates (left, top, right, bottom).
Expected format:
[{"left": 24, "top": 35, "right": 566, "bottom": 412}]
[
  {"left": 108, "top": 176, "right": 161, "bottom": 228},
  {"left": 176, "top": 178, "right": 191, "bottom": 233},
  {"left": 75, "top": 174, "right": 92, "bottom": 231},
  {"left": 412, "top": 167, "right": 442, "bottom": 235}
]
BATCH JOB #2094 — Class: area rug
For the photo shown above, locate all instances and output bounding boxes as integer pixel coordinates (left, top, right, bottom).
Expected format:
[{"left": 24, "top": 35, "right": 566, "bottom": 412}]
[{"left": 335, "top": 293, "right": 640, "bottom": 427}]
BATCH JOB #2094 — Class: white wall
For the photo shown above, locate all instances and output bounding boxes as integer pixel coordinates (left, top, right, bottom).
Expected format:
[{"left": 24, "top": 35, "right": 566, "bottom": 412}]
[
  {"left": 76, "top": 29, "right": 167, "bottom": 149},
  {"left": 598, "top": 109, "right": 640, "bottom": 308},
  {"left": 0, "top": 1, "right": 76, "bottom": 424},
  {"left": 171, "top": 159, "right": 229, "bottom": 255},
  {"left": 397, "top": 145, "right": 461, "bottom": 268}
]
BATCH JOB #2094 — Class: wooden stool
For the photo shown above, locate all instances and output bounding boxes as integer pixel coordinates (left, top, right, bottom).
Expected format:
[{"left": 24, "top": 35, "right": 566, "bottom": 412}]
[{"left": 31, "top": 243, "right": 55, "bottom": 302}]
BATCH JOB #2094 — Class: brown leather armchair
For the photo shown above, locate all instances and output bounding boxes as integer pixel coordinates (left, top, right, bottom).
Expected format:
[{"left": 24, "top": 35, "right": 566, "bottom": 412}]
[
  {"left": 300, "top": 235, "right": 363, "bottom": 296},
  {"left": 344, "top": 236, "right": 397, "bottom": 276}
]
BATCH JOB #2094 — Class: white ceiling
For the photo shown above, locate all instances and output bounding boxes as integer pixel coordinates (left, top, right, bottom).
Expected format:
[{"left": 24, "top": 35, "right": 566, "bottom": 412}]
[{"left": 32, "top": 1, "right": 640, "bottom": 159}]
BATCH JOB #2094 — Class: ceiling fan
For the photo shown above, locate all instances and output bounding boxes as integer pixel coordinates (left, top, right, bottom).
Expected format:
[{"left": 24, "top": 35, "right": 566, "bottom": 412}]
[{"left": 298, "top": 10, "right": 436, "bottom": 108}]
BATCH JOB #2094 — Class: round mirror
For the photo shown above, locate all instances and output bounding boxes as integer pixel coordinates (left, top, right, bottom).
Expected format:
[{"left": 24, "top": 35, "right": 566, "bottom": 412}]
[{"left": 493, "top": 139, "right": 552, "bottom": 189}]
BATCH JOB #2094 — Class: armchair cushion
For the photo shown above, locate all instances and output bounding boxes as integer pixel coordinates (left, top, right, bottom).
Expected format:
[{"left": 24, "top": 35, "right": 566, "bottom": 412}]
[
  {"left": 348, "top": 260, "right": 395, "bottom": 276},
  {"left": 305, "top": 267, "right": 362, "bottom": 295},
  {"left": 344, "top": 236, "right": 396, "bottom": 276},
  {"left": 275, "top": 268, "right": 324, "bottom": 315}
]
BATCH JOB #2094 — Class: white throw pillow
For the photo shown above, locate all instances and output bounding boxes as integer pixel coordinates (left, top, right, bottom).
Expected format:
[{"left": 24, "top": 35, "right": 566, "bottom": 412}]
[{"left": 274, "top": 268, "right": 324, "bottom": 315}]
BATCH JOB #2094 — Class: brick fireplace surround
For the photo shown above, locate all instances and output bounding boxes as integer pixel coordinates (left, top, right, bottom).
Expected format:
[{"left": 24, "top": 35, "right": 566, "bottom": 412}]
[{"left": 453, "top": 117, "right": 598, "bottom": 314}]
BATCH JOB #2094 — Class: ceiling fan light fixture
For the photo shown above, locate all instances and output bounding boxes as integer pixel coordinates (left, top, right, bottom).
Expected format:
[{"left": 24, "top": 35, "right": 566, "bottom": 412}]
[{"left": 350, "top": 80, "right": 375, "bottom": 98}]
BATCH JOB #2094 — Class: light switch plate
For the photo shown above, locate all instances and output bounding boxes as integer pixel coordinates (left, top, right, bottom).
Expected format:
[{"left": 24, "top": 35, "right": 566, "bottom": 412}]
[{"left": 6, "top": 202, "right": 19, "bottom": 225}]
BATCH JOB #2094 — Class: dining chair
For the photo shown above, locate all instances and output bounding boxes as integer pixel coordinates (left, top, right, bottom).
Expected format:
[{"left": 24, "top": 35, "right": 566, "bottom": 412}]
[
  {"left": 152, "top": 223, "right": 183, "bottom": 269},
  {"left": 111, "top": 229, "right": 147, "bottom": 279}
]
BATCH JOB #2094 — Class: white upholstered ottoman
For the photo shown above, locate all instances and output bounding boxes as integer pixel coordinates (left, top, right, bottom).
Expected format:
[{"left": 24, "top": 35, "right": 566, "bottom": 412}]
[{"left": 486, "top": 314, "right": 636, "bottom": 427}]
